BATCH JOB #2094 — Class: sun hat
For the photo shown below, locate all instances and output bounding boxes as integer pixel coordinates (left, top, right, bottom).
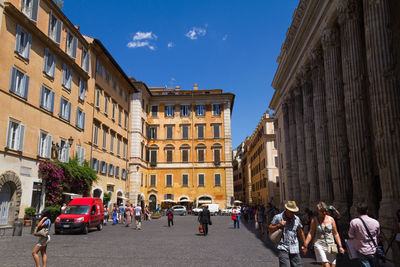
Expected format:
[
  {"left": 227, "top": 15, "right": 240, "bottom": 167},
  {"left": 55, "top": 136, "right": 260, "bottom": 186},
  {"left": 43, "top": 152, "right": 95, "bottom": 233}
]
[{"left": 284, "top": 201, "right": 299, "bottom": 213}]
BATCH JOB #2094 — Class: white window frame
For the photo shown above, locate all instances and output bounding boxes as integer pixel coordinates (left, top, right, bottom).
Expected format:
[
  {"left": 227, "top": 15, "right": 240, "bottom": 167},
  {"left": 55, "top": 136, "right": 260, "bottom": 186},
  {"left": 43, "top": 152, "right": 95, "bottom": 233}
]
[
  {"left": 79, "top": 78, "right": 86, "bottom": 101},
  {"left": 66, "top": 31, "right": 77, "bottom": 59},
  {"left": 212, "top": 104, "right": 222, "bottom": 116},
  {"left": 81, "top": 48, "right": 90, "bottom": 72},
  {"left": 6, "top": 120, "right": 25, "bottom": 151},
  {"left": 196, "top": 104, "right": 205, "bottom": 116},
  {"left": 165, "top": 105, "right": 174, "bottom": 117},
  {"left": 15, "top": 25, "right": 31, "bottom": 60},
  {"left": 75, "top": 109, "right": 85, "bottom": 130},
  {"left": 182, "top": 174, "right": 189, "bottom": 187},
  {"left": 124, "top": 112, "right": 128, "bottom": 129},
  {"left": 43, "top": 48, "right": 56, "bottom": 78},
  {"left": 95, "top": 89, "right": 101, "bottom": 108},
  {"left": 40, "top": 85, "right": 55, "bottom": 112},
  {"left": 38, "top": 131, "right": 52, "bottom": 158},
  {"left": 149, "top": 126, "right": 157, "bottom": 140},
  {"left": 59, "top": 97, "right": 71, "bottom": 121},
  {"left": 100, "top": 161, "right": 107, "bottom": 174},
  {"left": 58, "top": 139, "right": 70, "bottom": 163},
  {"left": 214, "top": 173, "right": 221, "bottom": 187},
  {"left": 165, "top": 174, "right": 173, "bottom": 187},
  {"left": 123, "top": 141, "right": 127, "bottom": 159},
  {"left": 9, "top": 67, "right": 29, "bottom": 99},
  {"left": 198, "top": 173, "right": 205, "bottom": 187},
  {"left": 110, "top": 134, "right": 114, "bottom": 154},
  {"left": 93, "top": 124, "right": 99, "bottom": 146},
  {"left": 180, "top": 104, "right": 190, "bottom": 117},
  {"left": 91, "top": 158, "right": 99, "bottom": 171},
  {"left": 48, "top": 12, "right": 62, "bottom": 44},
  {"left": 102, "top": 128, "right": 107, "bottom": 150},
  {"left": 197, "top": 148, "right": 205, "bottom": 163},
  {"left": 108, "top": 164, "right": 114, "bottom": 176},
  {"left": 181, "top": 149, "right": 189, "bottom": 163},
  {"left": 76, "top": 145, "right": 85, "bottom": 166},
  {"left": 104, "top": 96, "right": 109, "bottom": 115},
  {"left": 62, "top": 63, "right": 72, "bottom": 90},
  {"left": 21, "top": 0, "right": 40, "bottom": 21}
]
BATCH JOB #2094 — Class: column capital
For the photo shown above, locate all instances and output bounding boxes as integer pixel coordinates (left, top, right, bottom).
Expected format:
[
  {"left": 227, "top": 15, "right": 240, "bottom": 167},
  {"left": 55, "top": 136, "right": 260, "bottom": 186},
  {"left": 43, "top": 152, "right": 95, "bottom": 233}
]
[
  {"left": 337, "top": 0, "right": 362, "bottom": 25},
  {"left": 321, "top": 27, "right": 340, "bottom": 49},
  {"left": 310, "top": 46, "right": 324, "bottom": 70}
]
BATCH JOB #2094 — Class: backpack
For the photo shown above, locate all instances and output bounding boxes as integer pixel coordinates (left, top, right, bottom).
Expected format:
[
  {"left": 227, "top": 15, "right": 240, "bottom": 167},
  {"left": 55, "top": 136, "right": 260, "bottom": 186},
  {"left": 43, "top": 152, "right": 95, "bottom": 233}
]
[{"left": 167, "top": 209, "right": 173, "bottom": 219}]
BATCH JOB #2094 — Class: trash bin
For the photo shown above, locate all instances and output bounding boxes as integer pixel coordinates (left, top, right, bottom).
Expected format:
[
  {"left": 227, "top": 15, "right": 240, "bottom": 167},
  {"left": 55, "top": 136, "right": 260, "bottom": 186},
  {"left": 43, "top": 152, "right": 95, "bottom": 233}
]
[{"left": 13, "top": 220, "right": 23, "bottom": 236}]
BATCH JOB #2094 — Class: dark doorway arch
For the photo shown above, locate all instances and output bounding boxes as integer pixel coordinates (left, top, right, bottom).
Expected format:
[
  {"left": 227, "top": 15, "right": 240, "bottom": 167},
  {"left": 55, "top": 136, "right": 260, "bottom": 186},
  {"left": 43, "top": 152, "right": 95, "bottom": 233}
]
[
  {"left": 149, "top": 195, "right": 156, "bottom": 212},
  {"left": 0, "top": 171, "right": 22, "bottom": 226}
]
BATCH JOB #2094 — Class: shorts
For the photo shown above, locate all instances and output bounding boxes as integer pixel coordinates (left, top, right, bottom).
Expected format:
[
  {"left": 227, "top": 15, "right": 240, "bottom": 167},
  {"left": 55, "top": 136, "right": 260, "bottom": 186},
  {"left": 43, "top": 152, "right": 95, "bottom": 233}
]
[
  {"left": 314, "top": 244, "right": 336, "bottom": 264},
  {"left": 37, "top": 235, "right": 50, "bottom": 247}
]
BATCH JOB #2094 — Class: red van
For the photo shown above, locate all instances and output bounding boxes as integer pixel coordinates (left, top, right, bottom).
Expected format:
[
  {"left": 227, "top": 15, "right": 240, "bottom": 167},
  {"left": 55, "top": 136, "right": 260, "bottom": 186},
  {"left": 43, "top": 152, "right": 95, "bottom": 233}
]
[{"left": 55, "top": 197, "right": 104, "bottom": 234}]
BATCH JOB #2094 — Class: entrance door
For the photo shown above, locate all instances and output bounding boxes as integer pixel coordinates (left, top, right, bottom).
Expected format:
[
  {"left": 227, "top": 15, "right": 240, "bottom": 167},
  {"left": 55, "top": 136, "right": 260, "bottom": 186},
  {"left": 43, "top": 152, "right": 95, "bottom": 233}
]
[
  {"left": 149, "top": 195, "right": 156, "bottom": 212},
  {"left": 0, "top": 183, "right": 11, "bottom": 225}
]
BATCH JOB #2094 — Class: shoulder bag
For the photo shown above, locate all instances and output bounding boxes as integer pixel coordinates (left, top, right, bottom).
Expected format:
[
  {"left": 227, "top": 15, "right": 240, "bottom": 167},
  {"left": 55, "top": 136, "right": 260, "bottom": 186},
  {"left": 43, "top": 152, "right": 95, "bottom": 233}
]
[
  {"left": 319, "top": 217, "right": 338, "bottom": 254},
  {"left": 358, "top": 217, "right": 386, "bottom": 261},
  {"left": 33, "top": 225, "right": 48, "bottom": 238},
  {"left": 269, "top": 228, "right": 283, "bottom": 244}
]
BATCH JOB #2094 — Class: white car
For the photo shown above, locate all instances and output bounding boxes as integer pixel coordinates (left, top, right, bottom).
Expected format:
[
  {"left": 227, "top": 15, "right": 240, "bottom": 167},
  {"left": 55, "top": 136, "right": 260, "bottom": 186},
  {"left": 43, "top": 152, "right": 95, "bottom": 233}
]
[
  {"left": 221, "top": 207, "right": 233, "bottom": 215},
  {"left": 192, "top": 207, "right": 202, "bottom": 215},
  {"left": 172, "top": 205, "right": 187, "bottom": 216}
]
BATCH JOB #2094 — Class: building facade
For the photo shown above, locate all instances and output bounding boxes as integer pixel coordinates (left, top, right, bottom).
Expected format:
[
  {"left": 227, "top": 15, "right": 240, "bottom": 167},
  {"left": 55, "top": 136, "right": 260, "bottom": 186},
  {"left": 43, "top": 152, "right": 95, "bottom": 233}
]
[
  {"left": 0, "top": 0, "right": 136, "bottom": 225},
  {"left": 269, "top": 0, "right": 400, "bottom": 242},
  {"left": 128, "top": 84, "right": 235, "bottom": 210},
  {"left": 233, "top": 142, "right": 245, "bottom": 204}
]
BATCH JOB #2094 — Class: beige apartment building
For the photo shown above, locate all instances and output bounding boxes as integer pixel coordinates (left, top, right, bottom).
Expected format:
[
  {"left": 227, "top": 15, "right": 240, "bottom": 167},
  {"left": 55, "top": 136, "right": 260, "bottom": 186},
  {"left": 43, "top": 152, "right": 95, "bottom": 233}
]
[{"left": 0, "top": 0, "right": 135, "bottom": 225}]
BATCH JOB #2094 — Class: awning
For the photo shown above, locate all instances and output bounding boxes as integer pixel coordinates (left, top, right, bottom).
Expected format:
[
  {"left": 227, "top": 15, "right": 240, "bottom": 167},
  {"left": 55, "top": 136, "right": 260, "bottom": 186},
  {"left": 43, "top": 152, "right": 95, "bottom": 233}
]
[
  {"left": 161, "top": 199, "right": 174, "bottom": 202},
  {"left": 233, "top": 200, "right": 243, "bottom": 204},
  {"left": 198, "top": 200, "right": 212, "bottom": 204},
  {"left": 178, "top": 199, "right": 192, "bottom": 203}
]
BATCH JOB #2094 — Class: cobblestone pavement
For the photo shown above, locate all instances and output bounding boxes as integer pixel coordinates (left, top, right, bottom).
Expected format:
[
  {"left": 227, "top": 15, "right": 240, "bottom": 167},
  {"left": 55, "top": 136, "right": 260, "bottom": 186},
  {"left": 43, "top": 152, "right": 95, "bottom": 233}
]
[{"left": 0, "top": 215, "right": 394, "bottom": 267}]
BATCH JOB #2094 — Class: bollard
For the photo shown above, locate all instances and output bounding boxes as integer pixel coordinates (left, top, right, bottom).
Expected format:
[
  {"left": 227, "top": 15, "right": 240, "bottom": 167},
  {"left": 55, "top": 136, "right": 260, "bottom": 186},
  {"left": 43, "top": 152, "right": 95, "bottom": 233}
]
[{"left": 12, "top": 220, "right": 23, "bottom": 236}]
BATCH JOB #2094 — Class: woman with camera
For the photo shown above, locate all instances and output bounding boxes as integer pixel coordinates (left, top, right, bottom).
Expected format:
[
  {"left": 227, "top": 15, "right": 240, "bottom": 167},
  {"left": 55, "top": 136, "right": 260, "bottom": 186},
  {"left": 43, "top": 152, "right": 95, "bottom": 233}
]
[{"left": 32, "top": 209, "right": 51, "bottom": 267}]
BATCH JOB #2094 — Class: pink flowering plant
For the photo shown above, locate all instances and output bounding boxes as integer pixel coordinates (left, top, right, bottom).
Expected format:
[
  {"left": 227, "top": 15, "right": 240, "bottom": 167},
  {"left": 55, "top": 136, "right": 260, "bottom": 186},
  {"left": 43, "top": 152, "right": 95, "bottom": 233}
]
[{"left": 39, "top": 160, "right": 64, "bottom": 206}]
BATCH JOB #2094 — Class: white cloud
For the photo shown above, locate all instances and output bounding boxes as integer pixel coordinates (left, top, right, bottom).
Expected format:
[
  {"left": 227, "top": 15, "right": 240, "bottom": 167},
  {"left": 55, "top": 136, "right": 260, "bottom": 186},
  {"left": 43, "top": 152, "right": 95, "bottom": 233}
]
[
  {"left": 127, "top": 31, "right": 157, "bottom": 50},
  {"left": 168, "top": 42, "right": 175, "bottom": 48},
  {"left": 185, "top": 27, "right": 207, "bottom": 40},
  {"left": 222, "top": 34, "right": 228, "bottom": 41}
]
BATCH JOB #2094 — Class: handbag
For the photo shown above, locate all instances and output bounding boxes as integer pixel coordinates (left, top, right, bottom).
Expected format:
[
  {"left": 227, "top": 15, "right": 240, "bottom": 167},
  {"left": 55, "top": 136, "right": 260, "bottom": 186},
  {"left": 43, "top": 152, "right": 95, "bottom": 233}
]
[
  {"left": 33, "top": 226, "right": 48, "bottom": 238},
  {"left": 255, "top": 222, "right": 259, "bottom": 229},
  {"left": 358, "top": 217, "right": 386, "bottom": 262},
  {"left": 199, "top": 225, "right": 203, "bottom": 233},
  {"left": 231, "top": 215, "right": 237, "bottom": 220},
  {"left": 269, "top": 228, "right": 283, "bottom": 244}
]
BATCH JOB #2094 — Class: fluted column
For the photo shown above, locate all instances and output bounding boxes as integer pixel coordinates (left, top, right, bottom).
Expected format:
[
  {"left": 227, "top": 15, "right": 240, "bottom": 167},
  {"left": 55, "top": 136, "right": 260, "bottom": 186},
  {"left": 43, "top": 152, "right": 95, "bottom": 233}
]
[
  {"left": 301, "top": 65, "right": 320, "bottom": 208},
  {"left": 294, "top": 85, "right": 309, "bottom": 208},
  {"left": 282, "top": 101, "right": 293, "bottom": 201},
  {"left": 363, "top": 0, "right": 400, "bottom": 227},
  {"left": 288, "top": 94, "right": 301, "bottom": 203},
  {"left": 321, "top": 27, "right": 352, "bottom": 213},
  {"left": 311, "top": 47, "right": 334, "bottom": 203},
  {"left": 338, "top": 0, "right": 377, "bottom": 217}
]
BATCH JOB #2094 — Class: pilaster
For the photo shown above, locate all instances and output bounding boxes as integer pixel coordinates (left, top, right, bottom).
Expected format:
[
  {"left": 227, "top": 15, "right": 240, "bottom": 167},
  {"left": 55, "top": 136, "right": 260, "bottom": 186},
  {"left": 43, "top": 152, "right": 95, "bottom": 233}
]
[
  {"left": 282, "top": 101, "right": 293, "bottom": 201},
  {"left": 223, "top": 101, "right": 234, "bottom": 207}
]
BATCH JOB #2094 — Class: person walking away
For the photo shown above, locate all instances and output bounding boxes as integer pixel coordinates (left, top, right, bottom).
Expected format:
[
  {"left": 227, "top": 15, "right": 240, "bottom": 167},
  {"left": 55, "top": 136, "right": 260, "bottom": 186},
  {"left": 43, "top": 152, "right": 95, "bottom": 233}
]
[
  {"left": 269, "top": 201, "right": 306, "bottom": 267},
  {"left": 255, "top": 205, "right": 265, "bottom": 235},
  {"left": 167, "top": 205, "right": 174, "bottom": 227},
  {"left": 232, "top": 206, "right": 239, "bottom": 229},
  {"left": 112, "top": 204, "right": 118, "bottom": 225},
  {"left": 348, "top": 202, "right": 380, "bottom": 267},
  {"left": 125, "top": 204, "right": 131, "bottom": 227},
  {"left": 198, "top": 205, "right": 211, "bottom": 236},
  {"left": 103, "top": 206, "right": 108, "bottom": 226},
  {"left": 302, "top": 202, "right": 345, "bottom": 267},
  {"left": 118, "top": 203, "right": 124, "bottom": 224},
  {"left": 32, "top": 209, "right": 51, "bottom": 267},
  {"left": 134, "top": 204, "right": 142, "bottom": 230},
  {"left": 130, "top": 204, "right": 134, "bottom": 224}
]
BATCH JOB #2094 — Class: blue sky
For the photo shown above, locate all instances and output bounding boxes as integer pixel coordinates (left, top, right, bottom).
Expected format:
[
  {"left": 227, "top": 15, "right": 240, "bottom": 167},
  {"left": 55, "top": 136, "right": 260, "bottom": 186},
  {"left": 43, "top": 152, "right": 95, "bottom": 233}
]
[{"left": 62, "top": 0, "right": 298, "bottom": 148}]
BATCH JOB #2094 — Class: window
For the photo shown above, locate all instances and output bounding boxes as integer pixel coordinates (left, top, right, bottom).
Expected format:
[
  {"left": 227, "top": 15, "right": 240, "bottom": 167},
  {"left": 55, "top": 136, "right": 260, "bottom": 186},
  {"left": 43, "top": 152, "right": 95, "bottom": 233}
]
[
  {"left": 166, "top": 126, "right": 173, "bottom": 139},
  {"left": 43, "top": 48, "right": 56, "bottom": 78},
  {"left": 59, "top": 97, "right": 71, "bottom": 121},
  {"left": 182, "top": 149, "right": 189, "bottom": 163},
  {"left": 66, "top": 31, "right": 77, "bottom": 58},
  {"left": 95, "top": 89, "right": 101, "bottom": 108},
  {"left": 214, "top": 173, "right": 221, "bottom": 187},
  {"left": 22, "top": 0, "right": 39, "bottom": 21},
  {"left": 273, "top": 140, "right": 277, "bottom": 149},
  {"left": 182, "top": 125, "right": 189, "bottom": 139},
  {"left": 9, "top": 67, "right": 29, "bottom": 99},
  {"left": 165, "top": 105, "right": 174, "bottom": 117},
  {"left": 117, "top": 137, "right": 121, "bottom": 156},
  {"left": 62, "top": 63, "right": 72, "bottom": 90},
  {"left": 124, "top": 112, "right": 128, "bottom": 129},
  {"left": 212, "top": 104, "right": 221, "bottom": 116},
  {"left": 123, "top": 141, "right": 127, "bottom": 159},
  {"left": 150, "top": 150, "right": 157, "bottom": 165},
  {"left": 141, "top": 143, "right": 144, "bottom": 159},
  {"left": 213, "top": 149, "right": 221, "bottom": 163},
  {"left": 118, "top": 107, "right": 122, "bottom": 125},
  {"left": 81, "top": 48, "right": 90, "bottom": 72},
  {"left": 100, "top": 161, "right": 107, "bottom": 174},
  {"left": 75, "top": 108, "right": 85, "bottom": 130},
  {"left": 6, "top": 120, "right": 25, "bottom": 151},
  {"left": 106, "top": 71, "right": 110, "bottom": 83},
  {"left": 93, "top": 124, "right": 99, "bottom": 146},
  {"left": 38, "top": 131, "right": 52, "bottom": 158},
  {"left": 166, "top": 174, "right": 172, "bottom": 187},
  {"left": 150, "top": 175, "right": 156, "bottom": 187},
  {"left": 274, "top": 156, "right": 278, "bottom": 168},
  {"left": 96, "top": 59, "right": 103, "bottom": 76},
  {"left": 213, "top": 124, "right": 220, "bottom": 138},
  {"left": 91, "top": 158, "right": 99, "bottom": 171},
  {"left": 115, "top": 166, "right": 120, "bottom": 177},
  {"left": 165, "top": 194, "right": 174, "bottom": 200},
  {"left": 39, "top": 86, "right": 55, "bottom": 112},
  {"left": 198, "top": 174, "right": 205, "bottom": 187},
  {"left": 48, "top": 12, "right": 62, "bottom": 43},
  {"left": 151, "top": 105, "right": 158, "bottom": 117},
  {"left": 142, "top": 99, "right": 145, "bottom": 110},
  {"left": 15, "top": 25, "right": 31, "bottom": 60},
  {"left": 149, "top": 126, "right": 157, "bottom": 140},
  {"left": 145, "top": 174, "right": 147, "bottom": 187},
  {"left": 198, "top": 149, "right": 205, "bottom": 163},
  {"left": 166, "top": 150, "right": 173, "bottom": 163},
  {"left": 76, "top": 145, "right": 85, "bottom": 166},
  {"left": 122, "top": 169, "right": 127, "bottom": 180},
  {"left": 108, "top": 164, "right": 114, "bottom": 176},
  {"left": 141, "top": 173, "right": 143, "bottom": 186},
  {"left": 197, "top": 125, "right": 204, "bottom": 139},
  {"left": 119, "top": 86, "right": 123, "bottom": 96},
  {"left": 58, "top": 139, "right": 70, "bottom": 163},
  {"left": 180, "top": 105, "right": 190, "bottom": 116},
  {"left": 112, "top": 102, "right": 116, "bottom": 120},
  {"left": 196, "top": 105, "right": 205, "bottom": 116},
  {"left": 110, "top": 134, "right": 114, "bottom": 153},
  {"left": 182, "top": 174, "right": 188, "bottom": 187},
  {"left": 79, "top": 78, "right": 86, "bottom": 101},
  {"left": 102, "top": 128, "right": 107, "bottom": 149},
  {"left": 104, "top": 96, "right": 109, "bottom": 115},
  {"left": 113, "top": 80, "right": 117, "bottom": 90}
]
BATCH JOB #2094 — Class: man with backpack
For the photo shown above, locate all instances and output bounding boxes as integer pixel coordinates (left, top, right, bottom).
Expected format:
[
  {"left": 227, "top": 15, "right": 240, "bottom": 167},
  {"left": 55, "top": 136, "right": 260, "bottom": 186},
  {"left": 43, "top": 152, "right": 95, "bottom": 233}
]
[
  {"left": 167, "top": 205, "right": 174, "bottom": 227},
  {"left": 198, "top": 205, "right": 211, "bottom": 236}
]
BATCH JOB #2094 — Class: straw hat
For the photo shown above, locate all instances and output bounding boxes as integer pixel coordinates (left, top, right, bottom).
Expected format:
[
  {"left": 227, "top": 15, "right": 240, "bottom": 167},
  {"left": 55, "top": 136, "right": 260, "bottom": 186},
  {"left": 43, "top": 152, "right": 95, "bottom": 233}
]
[{"left": 284, "top": 201, "right": 299, "bottom": 213}]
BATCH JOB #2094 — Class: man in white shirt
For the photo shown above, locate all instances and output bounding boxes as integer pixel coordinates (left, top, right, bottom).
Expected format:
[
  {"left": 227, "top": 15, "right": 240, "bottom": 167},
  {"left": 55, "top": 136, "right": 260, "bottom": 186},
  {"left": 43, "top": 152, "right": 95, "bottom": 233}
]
[{"left": 134, "top": 204, "right": 142, "bottom": 230}]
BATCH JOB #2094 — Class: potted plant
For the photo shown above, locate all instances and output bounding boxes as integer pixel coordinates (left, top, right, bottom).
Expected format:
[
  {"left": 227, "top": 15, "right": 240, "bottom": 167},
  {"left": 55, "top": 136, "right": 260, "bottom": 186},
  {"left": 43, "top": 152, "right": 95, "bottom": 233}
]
[
  {"left": 152, "top": 211, "right": 161, "bottom": 219},
  {"left": 24, "top": 207, "right": 36, "bottom": 226}
]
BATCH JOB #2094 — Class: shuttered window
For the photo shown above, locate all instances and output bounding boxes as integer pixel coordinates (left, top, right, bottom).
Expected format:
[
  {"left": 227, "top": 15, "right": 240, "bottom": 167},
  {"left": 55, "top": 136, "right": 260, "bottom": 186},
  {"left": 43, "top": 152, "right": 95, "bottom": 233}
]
[
  {"left": 76, "top": 145, "right": 85, "bottom": 166},
  {"left": 59, "top": 97, "right": 71, "bottom": 121},
  {"left": 197, "top": 125, "right": 204, "bottom": 139},
  {"left": 75, "top": 108, "right": 85, "bottom": 130},
  {"left": 6, "top": 120, "right": 25, "bottom": 151},
  {"left": 182, "top": 149, "right": 189, "bottom": 163},
  {"left": 43, "top": 48, "right": 56, "bottom": 78},
  {"left": 62, "top": 63, "right": 72, "bottom": 90},
  {"left": 182, "top": 125, "right": 189, "bottom": 139},
  {"left": 21, "top": 0, "right": 39, "bottom": 21},
  {"left": 40, "top": 86, "right": 55, "bottom": 112},
  {"left": 79, "top": 78, "right": 86, "bottom": 101},
  {"left": 66, "top": 31, "right": 77, "bottom": 59},
  {"left": 150, "top": 175, "right": 156, "bottom": 187},
  {"left": 38, "top": 131, "right": 52, "bottom": 158},
  {"left": 9, "top": 67, "right": 29, "bottom": 99},
  {"left": 48, "top": 12, "right": 62, "bottom": 44},
  {"left": 81, "top": 48, "right": 90, "bottom": 72},
  {"left": 15, "top": 25, "right": 31, "bottom": 60},
  {"left": 198, "top": 149, "right": 204, "bottom": 163},
  {"left": 166, "top": 150, "right": 173, "bottom": 163}
]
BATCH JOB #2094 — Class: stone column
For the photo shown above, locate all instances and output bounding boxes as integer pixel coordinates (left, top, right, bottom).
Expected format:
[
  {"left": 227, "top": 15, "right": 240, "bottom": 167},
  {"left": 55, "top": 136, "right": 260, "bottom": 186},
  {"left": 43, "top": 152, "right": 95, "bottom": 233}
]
[
  {"left": 363, "top": 0, "right": 400, "bottom": 228},
  {"left": 338, "top": 0, "right": 377, "bottom": 217},
  {"left": 288, "top": 94, "right": 301, "bottom": 204},
  {"left": 311, "top": 47, "right": 334, "bottom": 203},
  {"left": 282, "top": 101, "right": 293, "bottom": 201},
  {"left": 301, "top": 65, "right": 320, "bottom": 208},
  {"left": 321, "top": 27, "right": 352, "bottom": 213},
  {"left": 294, "top": 85, "right": 309, "bottom": 208}
]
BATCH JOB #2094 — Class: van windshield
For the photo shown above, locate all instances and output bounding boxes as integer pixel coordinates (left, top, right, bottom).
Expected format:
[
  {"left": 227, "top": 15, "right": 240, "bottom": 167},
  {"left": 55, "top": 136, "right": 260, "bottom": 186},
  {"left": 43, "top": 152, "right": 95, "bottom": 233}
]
[{"left": 64, "top": 205, "right": 90, "bottom": 215}]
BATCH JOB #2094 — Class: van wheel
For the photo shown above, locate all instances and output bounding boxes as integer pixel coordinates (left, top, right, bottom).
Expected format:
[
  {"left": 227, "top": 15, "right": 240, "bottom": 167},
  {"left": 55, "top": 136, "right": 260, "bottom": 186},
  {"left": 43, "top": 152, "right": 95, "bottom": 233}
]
[
  {"left": 97, "top": 222, "right": 103, "bottom": 231},
  {"left": 82, "top": 224, "right": 89, "bottom": 234},
  {"left": 214, "top": 212, "right": 218, "bottom": 216}
]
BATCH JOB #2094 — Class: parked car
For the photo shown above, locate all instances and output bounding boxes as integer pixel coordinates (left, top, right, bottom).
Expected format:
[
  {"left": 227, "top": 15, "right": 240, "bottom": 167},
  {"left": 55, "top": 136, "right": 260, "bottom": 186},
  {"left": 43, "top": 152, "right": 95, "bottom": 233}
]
[
  {"left": 192, "top": 207, "right": 203, "bottom": 215},
  {"left": 55, "top": 197, "right": 104, "bottom": 234},
  {"left": 192, "top": 204, "right": 220, "bottom": 216},
  {"left": 172, "top": 205, "right": 187, "bottom": 216},
  {"left": 221, "top": 207, "right": 234, "bottom": 215}
]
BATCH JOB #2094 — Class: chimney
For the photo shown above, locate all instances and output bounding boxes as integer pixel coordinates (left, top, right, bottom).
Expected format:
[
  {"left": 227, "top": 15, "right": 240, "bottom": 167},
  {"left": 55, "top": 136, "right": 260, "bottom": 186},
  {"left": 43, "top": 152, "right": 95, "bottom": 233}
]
[
  {"left": 74, "top": 25, "right": 80, "bottom": 32},
  {"left": 193, "top": 83, "right": 198, "bottom": 90},
  {"left": 175, "top": 86, "right": 180, "bottom": 90}
]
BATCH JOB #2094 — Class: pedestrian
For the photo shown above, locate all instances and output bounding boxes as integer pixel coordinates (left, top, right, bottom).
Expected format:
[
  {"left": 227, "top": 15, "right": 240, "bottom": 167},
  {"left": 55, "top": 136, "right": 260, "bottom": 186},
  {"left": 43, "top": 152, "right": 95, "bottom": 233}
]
[
  {"left": 302, "top": 202, "right": 345, "bottom": 267},
  {"left": 395, "top": 209, "right": 400, "bottom": 247},
  {"left": 112, "top": 204, "right": 118, "bottom": 225},
  {"left": 145, "top": 205, "right": 151, "bottom": 221},
  {"left": 268, "top": 200, "right": 306, "bottom": 267},
  {"left": 167, "top": 205, "right": 174, "bottom": 227},
  {"left": 134, "top": 203, "right": 142, "bottom": 230},
  {"left": 198, "top": 204, "right": 211, "bottom": 236},
  {"left": 32, "top": 209, "right": 51, "bottom": 267},
  {"left": 348, "top": 202, "right": 381, "bottom": 267},
  {"left": 125, "top": 204, "right": 131, "bottom": 227},
  {"left": 118, "top": 203, "right": 124, "bottom": 224},
  {"left": 302, "top": 208, "right": 314, "bottom": 236},
  {"left": 130, "top": 204, "right": 134, "bottom": 224},
  {"left": 232, "top": 205, "right": 240, "bottom": 229},
  {"left": 255, "top": 205, "right": 265, "bottom": 235},
  {"left": 60, "top": 203, "right": 67, "bottom": 214},
  {"left": 103, "top": 206, "right": 108, "bottom": 225}
]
